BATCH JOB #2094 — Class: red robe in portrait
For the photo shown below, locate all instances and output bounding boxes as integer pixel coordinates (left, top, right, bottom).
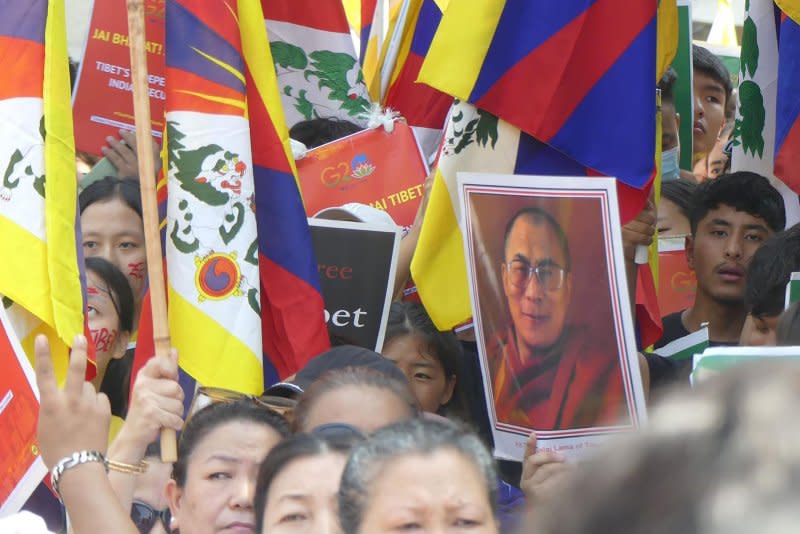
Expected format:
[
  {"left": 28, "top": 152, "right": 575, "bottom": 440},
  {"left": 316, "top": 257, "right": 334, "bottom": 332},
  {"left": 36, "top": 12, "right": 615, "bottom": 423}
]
[{"left": 489, "top": 326, "right": 626, "bottom": 430}]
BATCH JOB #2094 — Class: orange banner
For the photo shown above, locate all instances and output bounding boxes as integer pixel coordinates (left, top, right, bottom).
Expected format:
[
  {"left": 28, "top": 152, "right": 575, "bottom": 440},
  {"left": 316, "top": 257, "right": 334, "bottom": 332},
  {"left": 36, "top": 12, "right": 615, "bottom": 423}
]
[
  {"left": 657, "top": 245, "right": 696, "bottom": 317},
  {"left": 296, "top": 122, "right": 428, "bottom": 229}
]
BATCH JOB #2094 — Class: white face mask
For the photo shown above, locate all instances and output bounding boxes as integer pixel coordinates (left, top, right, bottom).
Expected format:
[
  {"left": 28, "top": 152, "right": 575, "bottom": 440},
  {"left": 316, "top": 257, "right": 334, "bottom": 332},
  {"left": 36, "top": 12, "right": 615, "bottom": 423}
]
[{"left": 661, "top": 145, "right": 680, "bottom": 181}]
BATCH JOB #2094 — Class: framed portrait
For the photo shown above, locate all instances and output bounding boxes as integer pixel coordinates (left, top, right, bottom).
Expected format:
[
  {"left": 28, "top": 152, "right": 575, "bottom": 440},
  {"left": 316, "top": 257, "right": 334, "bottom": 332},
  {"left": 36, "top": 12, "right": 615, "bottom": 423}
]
[{"left": 459, "top": 173, "right": 646, "bottom": 461}]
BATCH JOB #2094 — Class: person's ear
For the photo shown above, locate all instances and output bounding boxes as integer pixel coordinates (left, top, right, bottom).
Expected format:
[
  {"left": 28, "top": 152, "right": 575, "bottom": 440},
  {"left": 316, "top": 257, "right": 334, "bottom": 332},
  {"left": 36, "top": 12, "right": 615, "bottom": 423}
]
[
  {"left": 440, "top": 375, "right": 456, "bottom": 406},
  {"left": 111, "top": 331, "right": 130, "bottom": 360},
  {"left": 165, "top": 479, "right": 182, "bottom": 531},
  {"left": 685, "top": 234, "right": 695, "bottom": 270}
]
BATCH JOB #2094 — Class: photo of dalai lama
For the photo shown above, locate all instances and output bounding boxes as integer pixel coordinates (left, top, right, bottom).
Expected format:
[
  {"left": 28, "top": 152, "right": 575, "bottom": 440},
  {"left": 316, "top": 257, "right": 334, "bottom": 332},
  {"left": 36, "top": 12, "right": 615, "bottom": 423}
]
[{"left": 488, "top": 206, "right": 627, "bottom": 431}]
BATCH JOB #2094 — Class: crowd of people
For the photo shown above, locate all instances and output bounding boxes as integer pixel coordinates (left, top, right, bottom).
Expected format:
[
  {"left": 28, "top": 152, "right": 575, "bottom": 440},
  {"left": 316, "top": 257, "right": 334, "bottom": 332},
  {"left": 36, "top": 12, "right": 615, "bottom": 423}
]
[{"left": 7, "top": 38, "right": 800, "bottom": 534}]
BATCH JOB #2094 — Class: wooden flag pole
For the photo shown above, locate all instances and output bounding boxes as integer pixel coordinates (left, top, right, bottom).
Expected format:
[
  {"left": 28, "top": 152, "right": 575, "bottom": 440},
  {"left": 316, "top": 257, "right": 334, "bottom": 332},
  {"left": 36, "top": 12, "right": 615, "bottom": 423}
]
[{"left": 125, "top": 0, "right": 176, "bottom": 462}]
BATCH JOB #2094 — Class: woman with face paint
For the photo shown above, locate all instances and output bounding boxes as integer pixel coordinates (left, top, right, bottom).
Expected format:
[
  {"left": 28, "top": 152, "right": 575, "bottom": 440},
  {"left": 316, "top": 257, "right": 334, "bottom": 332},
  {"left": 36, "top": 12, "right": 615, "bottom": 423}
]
[
  {"left": 85, "top": 257, "right": 134, "bottom": 415},
  {"left": 80, "top": 177, "right": 147, "bottom": 330}
]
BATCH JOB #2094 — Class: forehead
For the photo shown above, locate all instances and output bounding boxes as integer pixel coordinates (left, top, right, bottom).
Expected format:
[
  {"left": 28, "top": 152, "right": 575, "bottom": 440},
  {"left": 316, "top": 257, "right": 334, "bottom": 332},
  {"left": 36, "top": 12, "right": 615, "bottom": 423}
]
[
  {"left": 505, "top": 216, "right": 564, "bottom": 259},
  {"left": 369, "top": 449, "right": 488, "bottom": 503},
  {"left": 81, "top": 198, "right": 143, "bottom": 232},
  {"left": 189, "top": 420, "right": 282, "bottom": 465},
  {"left": 693, "top": 71, "right": 726, "bottom": 93},
  {"left": 698, "top": 204, "right": 768, "bottom": 228}
]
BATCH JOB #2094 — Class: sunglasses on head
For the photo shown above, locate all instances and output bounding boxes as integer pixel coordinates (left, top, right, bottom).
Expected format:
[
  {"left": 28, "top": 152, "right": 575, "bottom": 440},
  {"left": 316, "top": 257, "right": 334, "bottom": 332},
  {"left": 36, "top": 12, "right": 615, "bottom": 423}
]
[
  {"left": 191, "top": 386, "right": 297, "bottom": 420},
  {"left": 131, "top": 500, "right": 171, "bottom": 534}
]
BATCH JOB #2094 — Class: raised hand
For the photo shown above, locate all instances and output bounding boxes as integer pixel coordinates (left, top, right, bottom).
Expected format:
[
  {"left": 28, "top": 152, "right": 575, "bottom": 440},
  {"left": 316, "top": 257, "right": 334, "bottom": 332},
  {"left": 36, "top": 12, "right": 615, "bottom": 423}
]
[{"left": 35, "top": 335, "right": 111, "bottom": 469}]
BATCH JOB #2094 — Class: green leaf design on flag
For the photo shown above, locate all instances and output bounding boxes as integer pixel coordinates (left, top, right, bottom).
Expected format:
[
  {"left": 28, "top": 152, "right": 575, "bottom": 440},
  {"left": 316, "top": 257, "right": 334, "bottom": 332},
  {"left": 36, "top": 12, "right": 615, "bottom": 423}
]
[
  {"left": 475, "top": 110, "right": 499, "bottom": 149},
  {"left": 294, "top": 89, "right": 314, "bottom": 121},
  {"left": 738, "top": 80, "right": 766, "bottom": 157},
  {"left": 305, "top": 51, "right": 370, "bottom": 117},
  {"left": 740, "top": 16, "right": 759, "bottom": 78},
  {"left": 271, "top": 41, "right": 308, "bottom": 70}
]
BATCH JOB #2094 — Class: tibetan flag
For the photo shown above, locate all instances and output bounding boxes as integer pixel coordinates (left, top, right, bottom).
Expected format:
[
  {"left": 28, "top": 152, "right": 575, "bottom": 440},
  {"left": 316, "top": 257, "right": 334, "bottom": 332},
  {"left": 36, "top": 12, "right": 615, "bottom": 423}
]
[
  {"left": 165, "top": 0, "right": 328, "bottom": 394},
  {"left": 383, "top": 0, "right": 452, "bottom": 157},
  {"left": 775, "top": 4, "right": 800, "bottom": 193},
  {"left": 0, "top": 0, "right": 87, "bottom": 381},
  {"left": 411, "top": 100, "right": 652, "bottom": 329},
  {"left": 360, "top": 0, "right": 379, "bottom": 61},
  {"left": 362, "top": 0, "right": 406, "bottom": 100},
  {"left": 262, "top": 0, "right": 373, "bottom": 128},
  {"left": 419, "top": 1, "right": 657, "bottom": 191}
]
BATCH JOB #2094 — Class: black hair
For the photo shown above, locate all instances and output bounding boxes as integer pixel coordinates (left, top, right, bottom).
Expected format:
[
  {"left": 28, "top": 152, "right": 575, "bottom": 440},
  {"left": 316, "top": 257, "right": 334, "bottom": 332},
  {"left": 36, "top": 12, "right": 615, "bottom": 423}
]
[
  {"left": 172, "top": 400, "right": 290, "bottom": 487},
  {"left": 745, "top": 224, "right": 800, "bottom": 318},
  {"left": 254, "top": 428, "right": 365, "bottom": 533},
  {"left": 658, "top": 66, "right": 678, "bottom": 106},
  {"left": 79, "top": 177, "right": 142, "bottom": 218},
  {"left": 85, "top": 257, "right": 135, "bottom": 335},
  {"left": 289, "top": 118, "right": 363, "bottom": 149},
  {"left": 776, "top": 302, "right": 800, "bottom": 345},
  {"left": 503, "top": 207, "right": 571, "bottom": 271},
  {"left": 661, "top": 178, "right": 698, "bottom": 219},
  {"left": 693, "top": 44, "right": 733, "bottom": 106},
  {"left": 688, "top": 172, "right": 785, "bottom": 236},
  {"left": 291, "top": 366, "right": 419, "bottom": 433},
  {"left": 384, "top": 301, "right": 467, "bottom": 417}
]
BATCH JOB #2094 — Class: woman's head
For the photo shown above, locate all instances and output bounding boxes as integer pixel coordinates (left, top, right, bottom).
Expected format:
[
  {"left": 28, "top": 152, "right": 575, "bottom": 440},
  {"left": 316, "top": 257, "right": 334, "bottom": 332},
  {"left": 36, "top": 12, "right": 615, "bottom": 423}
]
[
  {"left": 85, "top": 256, "right": 134, "bottom": 379},
  {"left": 339, "top": 418, "right": 499, "bottom": 533},
  {"left": 166, "top": 401, "right": 290, "bottom": 534},
  {"left": 382, "top": 302, "right": 463, "bottom": 414},
  {"left": 291, "top": 366, "right": 419, "bottom": 434},
  {"left": 255, "top": 426, "right": 365, "bottom": 534},
  {"left": 79, "top": 177, "right": 147, "bottom": 307}
]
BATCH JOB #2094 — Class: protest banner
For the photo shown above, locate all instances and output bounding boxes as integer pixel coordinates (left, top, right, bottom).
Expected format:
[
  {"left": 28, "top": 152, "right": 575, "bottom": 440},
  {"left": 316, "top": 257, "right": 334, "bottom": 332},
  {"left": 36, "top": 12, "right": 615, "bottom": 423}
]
[
  {"left": 459, "top": 173, "right": 645, "bottom": 461},
  {"left": 296, "top": 122, "right": 428, "bottom": 231},
  {"left": 72, "top": 0, "right": 165, "bottom": 155},
  {"left": 692, "top": 345, "right": 800, "bottom": 385},
  {"left": 657, "top": 236, "right": 696, "bottom": 316},
  {"left": 308, "top": 218, "right": 400, "bottom": 351},
  {"left": 0, "top": 305, "right": 46, "bottom": 515}
]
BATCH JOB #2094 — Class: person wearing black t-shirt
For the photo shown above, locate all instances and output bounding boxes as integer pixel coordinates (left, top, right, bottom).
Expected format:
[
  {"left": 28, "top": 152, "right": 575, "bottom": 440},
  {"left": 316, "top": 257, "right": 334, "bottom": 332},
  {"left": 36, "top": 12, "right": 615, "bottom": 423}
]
[{"left": 646, "top": 173, "right": 786, "bottom": 391}]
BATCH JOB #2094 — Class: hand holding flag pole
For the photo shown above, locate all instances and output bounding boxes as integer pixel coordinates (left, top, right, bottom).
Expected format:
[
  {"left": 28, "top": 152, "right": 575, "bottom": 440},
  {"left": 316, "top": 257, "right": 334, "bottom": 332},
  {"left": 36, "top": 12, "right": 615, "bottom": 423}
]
[{"left": 125, "top": 0, "right": 176, "bottom": 463}]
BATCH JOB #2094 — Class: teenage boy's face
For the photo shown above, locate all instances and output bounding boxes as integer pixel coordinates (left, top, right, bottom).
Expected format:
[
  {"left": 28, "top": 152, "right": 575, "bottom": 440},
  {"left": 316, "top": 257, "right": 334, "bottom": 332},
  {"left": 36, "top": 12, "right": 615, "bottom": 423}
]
[
  {"left": 687, "top": 205, "right": 772, "bottom": 304},
  {"left": 692, "top": 71, "right": 727, "bottom": 158}
]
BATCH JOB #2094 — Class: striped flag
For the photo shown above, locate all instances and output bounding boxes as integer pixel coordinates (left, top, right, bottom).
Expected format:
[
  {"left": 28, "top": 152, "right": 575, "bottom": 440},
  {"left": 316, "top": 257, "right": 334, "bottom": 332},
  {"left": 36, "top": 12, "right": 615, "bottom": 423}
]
[
  {"left": 775, "top": 1, "right": 800, "bottom": 193},
  {"left": 262, "top": 0, "right": 372, "bottom": 127},
  {"left": 382, "top": 0, "right": 452, "bottom": 157},
  {"left": 0, "top": 0, "right": 88, "bottom": 380},
  {"left": 362, "top": 0, "right": 406, "bottom": 100},
  {"left": 410, "top": 1, "right": 659, "bottom": 329},
  {"left": 411, "top": 101, "right": 653, "bottom": 329},
  {"left": 418, "top": 1, "right": 658, "bottom": 190},
  {"left": 164, "top": 0, "right": 328, "bottom": 394}
]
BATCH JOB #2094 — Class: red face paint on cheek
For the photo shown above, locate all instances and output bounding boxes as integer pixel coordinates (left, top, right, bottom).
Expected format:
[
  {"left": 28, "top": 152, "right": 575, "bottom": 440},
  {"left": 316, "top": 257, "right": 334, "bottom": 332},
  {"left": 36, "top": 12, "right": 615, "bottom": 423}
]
[
  {"left": 128, "top": 262, "right": 146, "bottom": 280},
  {"left": 91, "top": 328, "right": 118, "bottom": 353},
  {"left": 87, "top": 287, "right": 100, "bottom": 295}
]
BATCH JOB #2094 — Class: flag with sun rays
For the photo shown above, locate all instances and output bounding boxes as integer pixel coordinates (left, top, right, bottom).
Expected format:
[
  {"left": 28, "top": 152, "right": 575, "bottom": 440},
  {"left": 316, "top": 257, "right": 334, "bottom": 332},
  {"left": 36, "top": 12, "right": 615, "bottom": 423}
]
[{"left": 164, "top": 0, "right": 329, "bottom": 394}]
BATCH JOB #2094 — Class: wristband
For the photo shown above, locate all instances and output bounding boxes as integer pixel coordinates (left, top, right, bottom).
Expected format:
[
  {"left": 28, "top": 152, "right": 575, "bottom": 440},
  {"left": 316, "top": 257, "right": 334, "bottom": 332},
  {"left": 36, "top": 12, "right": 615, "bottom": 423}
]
[{"left": 50, "top": 450, "right": 107, "bottom": 497}]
